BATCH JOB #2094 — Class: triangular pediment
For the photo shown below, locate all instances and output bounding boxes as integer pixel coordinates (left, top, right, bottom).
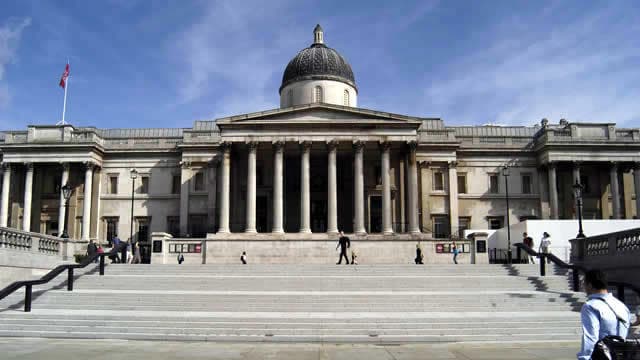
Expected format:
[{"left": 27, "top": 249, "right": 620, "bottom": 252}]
[{"left": 216, "top": 103, "right": 423, "bottom": 125}]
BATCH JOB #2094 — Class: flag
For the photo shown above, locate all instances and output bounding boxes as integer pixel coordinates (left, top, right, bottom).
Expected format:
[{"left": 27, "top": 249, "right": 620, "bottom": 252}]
[{"left": 59, "top": 63, "right": 70, "bottom": 89}]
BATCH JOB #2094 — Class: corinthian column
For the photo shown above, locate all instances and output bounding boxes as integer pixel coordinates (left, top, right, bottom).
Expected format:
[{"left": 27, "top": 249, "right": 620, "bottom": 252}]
[
  {"left": 633, "top": 164, "right": 640, "bottom": 218},
  {"left": 407, "top": 141, "right": 420, "bottom": 234},
  {"left": 610, "top": 162, "right": 621, "bottom": 219},
  {"left": 299, "top": 141, "right": 311, "bottom": 233},
  {"left": 58, "top": 163, "right": 70, "bottom": 235},
  {"left": 548, "top": 163, "right": 559, "bottom": 219},
  {"left": 272, "top": 141, "right": 284, "bottom": 234},
  {"left": 245, "top": 142, "right": 257, "bottom": 234},
  {"left": 218, "top": 144, "right": 231, "bottom": 234},
  {"left": 82, "top": 163, "right": 94, "bottom": 240},
  {"left": 354, "top": 141, "right": 366, "bottom": 235},
  {"left": 0, "top": 164, "right": 11, "bottom": 227},
  {"left": 381, "top": 142, "right": 393, "bottom": 235},
  {"left": 326, "top": 140, "right": 338, "bottom": 234},
  {"left": 23, "top": 163, "right": 34, "bottom": 232}
]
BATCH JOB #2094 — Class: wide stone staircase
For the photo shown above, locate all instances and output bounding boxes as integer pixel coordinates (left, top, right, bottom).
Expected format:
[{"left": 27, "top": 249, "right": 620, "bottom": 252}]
[{"left": 0, "top": 263, "right": 584, "bottom": 342}]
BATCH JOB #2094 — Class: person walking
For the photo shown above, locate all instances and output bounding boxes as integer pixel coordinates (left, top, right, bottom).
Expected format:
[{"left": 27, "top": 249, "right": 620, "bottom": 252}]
[
  {"left": 110, "top": 235, "right": 122, "bottom": 263},
  {"left": 351, "top": 248, "right": 358, "bottom": 265},
  {"left": 415, "top": 242, "right": 424, "bottom": 264},
  {"left": 86, "top": 239, "right": 97, "bottom": 262},
  {"left": 132, "top": 242, "right": 142, "bottom": 264},
  {"left": 522, "top": 232, "right": 535, "bottom": 264},
  {"left": 539, "top": 232, "right": 551, "bottom": 264},
  {"left": 240, "top": 251, "right": 247, "bottom": 264},
  {"left": 96, "top": 245, "right": 104, "bottom": 263},
  {"left": 177, "top": 252, "right": 184, "bottom": 264},
  {"left": 577, "top": 269, "right": 631, "bottom": 360},
  {"left": 452, "top": 242, "right": 459, "bottom": 264},
  {"left": 336, "top": 231, "right": 350, "bottom": 265}
]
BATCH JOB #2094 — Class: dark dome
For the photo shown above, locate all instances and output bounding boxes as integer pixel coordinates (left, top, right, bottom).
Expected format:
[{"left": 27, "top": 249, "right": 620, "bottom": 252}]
[{"left": 280, "top": 43, "right": 356, "bottom": 93}]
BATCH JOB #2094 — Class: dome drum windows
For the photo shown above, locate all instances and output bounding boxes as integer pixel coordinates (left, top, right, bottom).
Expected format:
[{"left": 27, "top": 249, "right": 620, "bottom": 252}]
[
  {"left": 343, "top": 90, "right": 350, "bottom": 106},
  {"left": 314, "top": 86, "right": 323, "bottom": 103}
]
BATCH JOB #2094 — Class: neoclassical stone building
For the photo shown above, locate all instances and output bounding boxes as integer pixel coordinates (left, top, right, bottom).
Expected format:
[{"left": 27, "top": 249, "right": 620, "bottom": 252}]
[{"left": 1, "top": 25, "right": 639, "bottom": 262}]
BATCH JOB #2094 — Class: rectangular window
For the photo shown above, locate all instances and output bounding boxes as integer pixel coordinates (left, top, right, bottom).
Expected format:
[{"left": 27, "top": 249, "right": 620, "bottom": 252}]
[
  {"left": 171, "top": 175, "right": 181, "bottom": 194},
  {"left": 139, "top": 176, "right": 149, "bottom": 194},
  {"left": 489, "top": 174, "right": 499, "bottom": 194},
  {"left": 194, "top": 172, "right": 205, "bottom": 192},
  {"left": 432, "top": 215, "right": 449, "bottom": 238},
  {"left": 167, "top": 216, "right": 180, "bottom": 237},
  {"left": 75, "top": 217, "right": 83, "bottom": 239},
  {"left": 457, "top": 174, "right": 467, "bottom": 194},
  {"left": 433, "top": 172, "right": 444, "bottom": 191},
  {"left": 109, "top": 175, "right": 118, "bottom": 194},
  {"left": 487, "top": 216, "right": 503, "bottom": 230},
  {"left": 521, "top": 174, "right": 532, "bottom": 194},
  {"left": 458, "top": 217, "right": 471, "bottom": 239},
  {"left": 105, "top": 217, "right": 118, "bottom": 245}
]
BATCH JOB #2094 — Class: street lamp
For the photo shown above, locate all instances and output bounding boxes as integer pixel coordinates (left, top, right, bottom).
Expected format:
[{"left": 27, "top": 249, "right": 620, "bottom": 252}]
[
  {"left": 60, "top": 184, "right": 73, "bottom": 238},
  {"left": 127, "top": 168, "right": 138, "bottom": 262},
  {"left": 573, "top": 181, "right": 586, "bottom": 238},
  {"left": 502, "top": 165, "right": 512, "bottom": 264}
]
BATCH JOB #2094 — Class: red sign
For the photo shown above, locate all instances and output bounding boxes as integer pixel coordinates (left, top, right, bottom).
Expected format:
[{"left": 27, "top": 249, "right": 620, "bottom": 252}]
[
  {"left": 195, "top": 244, "right": 201, "bottom": 253},
  {"left": 435, "top": 244, "right": 444, "bottom": 253}
]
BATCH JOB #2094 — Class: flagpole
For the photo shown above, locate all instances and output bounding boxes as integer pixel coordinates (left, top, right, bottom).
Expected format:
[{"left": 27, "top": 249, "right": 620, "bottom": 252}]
[{"left": 60, "top": 75, "right": 69, "bottom": 125}]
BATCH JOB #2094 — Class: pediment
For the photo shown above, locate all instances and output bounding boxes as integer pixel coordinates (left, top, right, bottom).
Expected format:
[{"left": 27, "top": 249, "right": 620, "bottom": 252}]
[{"left": 216, "top": 104, "right": 423, "bottom": 126}]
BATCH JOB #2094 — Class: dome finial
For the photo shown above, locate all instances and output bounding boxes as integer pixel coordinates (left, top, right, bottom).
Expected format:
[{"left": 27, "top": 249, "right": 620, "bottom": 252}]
[{"left": 313, "top": 24, "right": 324, "bottom": 45}]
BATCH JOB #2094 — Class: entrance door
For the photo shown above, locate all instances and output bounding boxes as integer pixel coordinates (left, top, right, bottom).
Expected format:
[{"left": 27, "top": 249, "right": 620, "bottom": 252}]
[
  {"left": 369, "top": 196, "right": 382, "bottom": 233},
  {"left": 256, "top": 196, "right": 268, "bottom": 232},
  {"left": 137, "top": 218, "right": 151, "bottom": 264},
  {"left": 311, "top": 200, "right": 326, "bottom": 233}
]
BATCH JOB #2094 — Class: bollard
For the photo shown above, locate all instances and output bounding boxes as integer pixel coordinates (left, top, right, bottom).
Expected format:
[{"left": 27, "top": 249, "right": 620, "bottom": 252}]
[
  {"left": 67, "top": 268, "right": 74, "bottom": 291},
  {"left": 572, "top": 269, "right": 580, "bottom": 292},
  {"left": 539, "top": 254, "right": 546, "bottom": 276},
  {"left": 99, "top": 255, "right": 105, "bottom": 276},
  {"left": 24, "top": 284, "right": 32, "bottom": 312}
]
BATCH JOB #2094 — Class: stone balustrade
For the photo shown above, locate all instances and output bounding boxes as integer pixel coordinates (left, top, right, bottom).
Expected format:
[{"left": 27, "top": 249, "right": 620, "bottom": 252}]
[
  {"left": 0, "top": 226, "right": 89, "bottom": 260},
  {"left": 570, "top": 227, "right": 640, "bottom": 288}
]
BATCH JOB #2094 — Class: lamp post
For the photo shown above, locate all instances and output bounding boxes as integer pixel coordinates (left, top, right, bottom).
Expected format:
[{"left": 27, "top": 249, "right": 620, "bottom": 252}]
[
  {"left": 127, "top": 168, "right": 138, "bottom": 262},
  {"left": 502, "top": 165, "right": 512, "bottom": 264},
  {"left": 60, "top": 184, "right": 73, "bottom": 238},
  {"left": 573, "top": 181, "right": 586, "bottom": 238}
]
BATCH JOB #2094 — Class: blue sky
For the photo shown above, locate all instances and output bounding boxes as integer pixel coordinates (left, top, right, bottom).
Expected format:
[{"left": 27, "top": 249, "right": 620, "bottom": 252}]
[{"left": 0, "top": 0, "right": 638, "bottom": 131}]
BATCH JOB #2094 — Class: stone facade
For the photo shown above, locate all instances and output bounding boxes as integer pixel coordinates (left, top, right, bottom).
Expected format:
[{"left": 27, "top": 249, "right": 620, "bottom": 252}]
[{"left": 1, "top": 26, "right": 639, "bottom": 263}]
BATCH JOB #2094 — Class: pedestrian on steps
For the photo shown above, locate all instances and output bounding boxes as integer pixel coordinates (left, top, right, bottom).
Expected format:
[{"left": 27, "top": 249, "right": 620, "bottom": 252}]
[
  {"left": 132, "top": 242, "right": 142, "bottom": 264},
  {"left": 336, "top": 230, "right": 350, "bottom": 264},
  {"left": 452, "top": 242, "right": 459, "bottom": 264},
  {"left": 415, "top": 242, "right": 424, "bottom": 264},
  {"left": 522, "top": 232, "right": 535, "bottom": 264},
  {"left": 177, "top": 252, "right": 184, "bottom": 264},
  {"left": 539, "top": 232, "right": 551, "bottom": 264},
  {"left": 241, "top": 251, "right": 247, "bottom": 264}
]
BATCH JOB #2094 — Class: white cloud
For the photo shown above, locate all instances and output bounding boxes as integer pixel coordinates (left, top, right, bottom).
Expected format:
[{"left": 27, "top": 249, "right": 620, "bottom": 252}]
[
  {"left": 0, "top": 17, "right": 31, "bottom": 108},
  {"left": 421, "top": 7, "right": 640, "bottom": 126},
  {"left": 169, "top": 1, "right": 305, "bottom": 117}
]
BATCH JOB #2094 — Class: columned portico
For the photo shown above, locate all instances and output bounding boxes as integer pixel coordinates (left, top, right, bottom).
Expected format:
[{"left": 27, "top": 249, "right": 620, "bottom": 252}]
[
  {"left": 0, "top": 164, "right": 11, "bottom": 227},
  {"left": 272, "top": 142, "right": 284, "bottom": 234},
  {"left": 353, "top": 141, "right": 366, "bottom": 235},
  {"left": 22, "top": 163, "right": 34, "bottom": 232},
  {"left": 218, "top": 144, "right": 231, "bottom": 234},
  {"left": 610, "top": 162, "right": 621, "bottom": 219},
  {"left": 380, "top": 142, "right": 393, "bottom": 235},
  {"left": 326, "top": 141, "right": 338, "bottom": 234},
  {"left": 299, "top": 142, "right": 311, "bottom": 233},
  {"left": 58, "top": 163, "right": 70, "bottom": 234},
  {"left": 82, "top": 163, "right": 94, "bottom": 240},
  {"left": 245, "top": 142, "right": 257, "bottom": 234}
]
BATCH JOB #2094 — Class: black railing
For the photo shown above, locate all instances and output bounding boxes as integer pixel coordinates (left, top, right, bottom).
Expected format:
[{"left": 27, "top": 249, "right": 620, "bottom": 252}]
[
  {"left": 514, "top": 242, "right": 640, "bottom": 303},
  {"left": 0, "top": 242, "right": 128, "bottom": 312}
]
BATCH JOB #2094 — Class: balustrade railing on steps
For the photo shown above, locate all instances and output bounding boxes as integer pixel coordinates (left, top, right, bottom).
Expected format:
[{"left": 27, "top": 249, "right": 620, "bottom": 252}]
[
  {"left": 0, "top": 242, "right": 128, "bottom": 312},
  {"left": 514, "top": 242, "right": 640, "bottom": 303}
]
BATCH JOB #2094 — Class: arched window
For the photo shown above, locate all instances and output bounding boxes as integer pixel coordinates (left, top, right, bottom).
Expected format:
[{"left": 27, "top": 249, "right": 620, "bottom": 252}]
[
  {"left": 314, "top": 86, "right": 323, "bottom": 103},
  {"left": 287, "top": 89, "right": 293, "bottom": 107},
  {"left": 343, "top": 90, "right": 350, "bottom": 106}
]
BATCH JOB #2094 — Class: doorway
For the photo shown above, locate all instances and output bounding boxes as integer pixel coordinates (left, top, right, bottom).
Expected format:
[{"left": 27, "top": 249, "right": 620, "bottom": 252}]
[
  {"left": 369, "top": 196, "right": 382, "bottom": 233},
  {"left": 257, "top": 195, "right": 268, "bottom": 232}
]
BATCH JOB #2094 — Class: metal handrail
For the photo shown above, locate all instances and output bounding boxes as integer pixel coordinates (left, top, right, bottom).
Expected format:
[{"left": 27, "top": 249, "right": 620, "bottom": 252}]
[
  {"left": 0, "top": 242, "right": 128, "bottom": 312},
  {"left": 514, "top": 242, "right": 640, "bottom": 303}
]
